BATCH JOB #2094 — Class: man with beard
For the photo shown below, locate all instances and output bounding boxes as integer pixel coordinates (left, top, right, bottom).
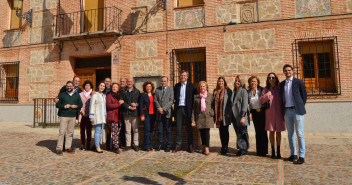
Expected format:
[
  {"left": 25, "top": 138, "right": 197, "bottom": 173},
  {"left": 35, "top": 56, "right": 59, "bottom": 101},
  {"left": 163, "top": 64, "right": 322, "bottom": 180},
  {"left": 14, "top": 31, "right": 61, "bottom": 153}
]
[{"left": 56, "top": 81, "right": 83, "bottom": 155}]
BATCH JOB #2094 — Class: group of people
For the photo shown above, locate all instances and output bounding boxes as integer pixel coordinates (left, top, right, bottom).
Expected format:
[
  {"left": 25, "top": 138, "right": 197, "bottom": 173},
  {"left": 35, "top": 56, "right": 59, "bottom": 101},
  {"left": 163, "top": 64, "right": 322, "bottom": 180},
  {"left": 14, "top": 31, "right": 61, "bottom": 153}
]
[{"left": 55, "top": 64, "right": 307, "bottom": 164}]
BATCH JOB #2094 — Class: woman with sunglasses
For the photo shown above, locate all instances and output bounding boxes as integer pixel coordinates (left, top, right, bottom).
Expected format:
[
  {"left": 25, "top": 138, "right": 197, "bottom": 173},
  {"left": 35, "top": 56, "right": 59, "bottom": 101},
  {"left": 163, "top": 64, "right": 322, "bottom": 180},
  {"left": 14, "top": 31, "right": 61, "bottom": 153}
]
[{"left": 260, "top": 73, "right": 285, "bottom": 159}]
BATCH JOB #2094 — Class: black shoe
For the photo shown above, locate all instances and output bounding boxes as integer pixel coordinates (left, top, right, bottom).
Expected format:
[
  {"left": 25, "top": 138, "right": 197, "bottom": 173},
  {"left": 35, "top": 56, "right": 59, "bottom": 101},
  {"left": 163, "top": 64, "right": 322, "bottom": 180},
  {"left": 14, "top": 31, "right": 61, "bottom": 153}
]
[
  {"left": 165, "top": 148, "right": 171, "bottom": 152},
  {"left": 276, "top": 146, "right": 281, "bottom": 159},
  {"left": 277, "top": 152, "right": 282, "bottom": 159},
  {"left": 236, "top": 151, "right": 247, "bottom": 156},
  {"left": 286, "top": 155, "right": 298, "bottom": 161},
  {"left": 219, "top": 147, "right": 228, "bottom": 155},
  {"left": 155, "top": 145, "right": 162, "bottom": 151},
  {"left": 94, "top": 148, "right": 103, "bottom": 153},
  {"left": 294, "top": 157, "right": 305, "bottom": 164},
  {"left": 79, "top": 144, "right": 84, "bottom": 150},
  {"left": 271, "top": 146, "right": 276, "bottom": 159},
  {"left": 133, "top": 145, "right": 139, "bottom": 152}
]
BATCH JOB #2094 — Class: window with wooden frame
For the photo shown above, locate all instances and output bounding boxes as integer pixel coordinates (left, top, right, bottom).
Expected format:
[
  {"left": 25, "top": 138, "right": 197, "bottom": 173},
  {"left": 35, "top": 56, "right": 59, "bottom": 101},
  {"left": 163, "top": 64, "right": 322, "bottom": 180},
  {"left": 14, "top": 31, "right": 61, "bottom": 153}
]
[
  {"left": 177, "top": 0, "right": 204, "bottom": 7},
  {"left": 9, "top": 0, "right": 22, "bottom": 29},
  {"left": 0, "top": 61, "right": 19, "bottom": 102},
  {"left": 294, "top": 37, "right": 341, "bottom": 95},
  {"left": 173, "top": 47, "right": 206, "bottom": 89}
]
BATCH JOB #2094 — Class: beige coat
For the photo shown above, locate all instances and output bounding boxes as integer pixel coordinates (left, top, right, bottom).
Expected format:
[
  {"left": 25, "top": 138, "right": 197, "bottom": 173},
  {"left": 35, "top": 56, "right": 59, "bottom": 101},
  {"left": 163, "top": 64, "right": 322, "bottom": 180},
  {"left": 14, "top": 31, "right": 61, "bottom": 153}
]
[{"left": 192, "top": 93, "right": 215, "bottom": 129}]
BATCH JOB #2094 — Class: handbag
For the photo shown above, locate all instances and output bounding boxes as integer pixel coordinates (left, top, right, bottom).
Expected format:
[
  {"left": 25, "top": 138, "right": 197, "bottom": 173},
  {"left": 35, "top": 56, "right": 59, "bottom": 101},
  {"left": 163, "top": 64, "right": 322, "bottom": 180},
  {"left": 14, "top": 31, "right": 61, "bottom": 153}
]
[{"left": 261, "top": 100, "right": 270, "bottom": 110}]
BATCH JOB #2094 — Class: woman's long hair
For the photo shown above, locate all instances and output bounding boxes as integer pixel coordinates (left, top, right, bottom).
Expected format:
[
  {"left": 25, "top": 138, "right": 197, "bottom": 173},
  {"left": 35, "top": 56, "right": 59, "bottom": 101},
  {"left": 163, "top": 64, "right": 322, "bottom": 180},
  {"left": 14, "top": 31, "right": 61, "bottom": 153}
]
[
  {"left": 234, "top": 75, "right": 245, "bottom": 91},
  {"left": 213, "top": 76, "right": 228, "bottom": 94}
]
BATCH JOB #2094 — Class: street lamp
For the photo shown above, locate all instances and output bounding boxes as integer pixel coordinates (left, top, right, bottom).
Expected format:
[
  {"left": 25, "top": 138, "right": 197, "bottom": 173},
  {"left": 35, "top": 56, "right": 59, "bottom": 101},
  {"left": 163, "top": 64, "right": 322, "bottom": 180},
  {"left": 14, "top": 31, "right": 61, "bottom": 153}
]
[{"left": 13, "top": 0, "right": 32, "bottom": 27}]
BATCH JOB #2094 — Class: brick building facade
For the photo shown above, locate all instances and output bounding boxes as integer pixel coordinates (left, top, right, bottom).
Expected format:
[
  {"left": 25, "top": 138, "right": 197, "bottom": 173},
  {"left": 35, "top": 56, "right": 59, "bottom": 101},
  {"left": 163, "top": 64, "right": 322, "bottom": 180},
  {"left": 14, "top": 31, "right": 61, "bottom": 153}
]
[{"left": 0, "top": 0, "right": 351, "bottom": 131}]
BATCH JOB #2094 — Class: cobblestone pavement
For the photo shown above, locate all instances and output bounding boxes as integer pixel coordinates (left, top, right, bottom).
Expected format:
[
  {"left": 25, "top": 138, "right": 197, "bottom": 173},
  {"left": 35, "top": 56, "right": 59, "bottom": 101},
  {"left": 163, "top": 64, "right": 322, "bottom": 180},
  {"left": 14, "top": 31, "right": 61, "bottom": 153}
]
[{"left": 0, "top": 122, "right": 351, "bottom": 184}]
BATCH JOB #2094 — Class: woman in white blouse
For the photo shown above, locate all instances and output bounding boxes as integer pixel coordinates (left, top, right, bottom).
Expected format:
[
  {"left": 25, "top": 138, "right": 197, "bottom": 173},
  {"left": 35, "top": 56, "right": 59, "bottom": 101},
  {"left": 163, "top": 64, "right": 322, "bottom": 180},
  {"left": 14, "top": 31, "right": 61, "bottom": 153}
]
[
  {"left": 247, "top": 76, "right": 268, "bottom": 157},
  {"left": 89, "top": 81, "right": 107, "bottom": 153}
]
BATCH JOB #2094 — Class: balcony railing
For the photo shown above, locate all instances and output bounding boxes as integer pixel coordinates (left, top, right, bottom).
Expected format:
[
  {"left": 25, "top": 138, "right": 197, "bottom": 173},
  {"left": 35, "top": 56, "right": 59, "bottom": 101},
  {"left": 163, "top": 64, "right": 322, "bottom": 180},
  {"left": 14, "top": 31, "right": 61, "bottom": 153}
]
[{"left": 54, "top": 6, "right": 122, "bottom": 39}]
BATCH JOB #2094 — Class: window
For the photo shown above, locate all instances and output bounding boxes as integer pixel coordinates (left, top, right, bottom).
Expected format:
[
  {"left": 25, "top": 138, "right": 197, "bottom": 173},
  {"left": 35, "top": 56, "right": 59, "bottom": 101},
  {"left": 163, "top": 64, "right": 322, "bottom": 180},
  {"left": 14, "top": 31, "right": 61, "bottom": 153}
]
[
  {"left": 294, "top": 37, "right": 341, "bottom": 95},
  {"left": 177, "top": 0, "right": 204, "bottom": 7},
  {"left": 171, "top": 47, "right": 206, "bottom": 88},
  {"left": 0, "top": 61, "right": 19, "bottom": 102},
  {"left": 9, "top": 0, "right": 22, "bottom": 29}
]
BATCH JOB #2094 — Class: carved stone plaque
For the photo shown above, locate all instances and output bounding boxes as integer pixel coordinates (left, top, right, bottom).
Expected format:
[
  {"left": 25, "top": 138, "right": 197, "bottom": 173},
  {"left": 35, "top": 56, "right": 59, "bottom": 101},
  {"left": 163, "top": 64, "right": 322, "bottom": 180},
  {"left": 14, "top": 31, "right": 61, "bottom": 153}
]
[
  {"left": 239, "top": 2, "right": 258, "bottom": 23},
  {"left": 132, "top": 6, "right": 148, "bottom": 34}
]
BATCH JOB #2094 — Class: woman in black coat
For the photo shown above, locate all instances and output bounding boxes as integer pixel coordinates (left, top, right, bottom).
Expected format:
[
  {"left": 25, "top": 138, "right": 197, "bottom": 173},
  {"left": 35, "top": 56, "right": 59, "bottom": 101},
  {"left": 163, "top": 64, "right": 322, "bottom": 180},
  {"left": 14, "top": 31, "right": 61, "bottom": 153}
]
[{"left": 213, "top": 76, "right": 233, "bottom": 155}]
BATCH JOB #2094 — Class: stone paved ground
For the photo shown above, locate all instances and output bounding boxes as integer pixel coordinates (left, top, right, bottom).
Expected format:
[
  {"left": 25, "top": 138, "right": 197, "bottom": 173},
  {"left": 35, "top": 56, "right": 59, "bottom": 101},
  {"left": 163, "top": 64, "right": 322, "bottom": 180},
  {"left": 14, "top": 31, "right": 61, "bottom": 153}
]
[{"left": 0, "top": 122, "right": 351, "bottom": 185}]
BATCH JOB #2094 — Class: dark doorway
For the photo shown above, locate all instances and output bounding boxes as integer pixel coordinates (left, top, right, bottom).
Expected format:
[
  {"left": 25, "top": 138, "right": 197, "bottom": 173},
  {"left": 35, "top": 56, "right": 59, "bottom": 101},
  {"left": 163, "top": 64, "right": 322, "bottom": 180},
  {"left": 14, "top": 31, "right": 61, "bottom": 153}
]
[
  {"left": 96, "top": 69, "right": 111, "bottom": 87},
  {"left": 75, "top": 56, "right": 111, "bottom": 89}
]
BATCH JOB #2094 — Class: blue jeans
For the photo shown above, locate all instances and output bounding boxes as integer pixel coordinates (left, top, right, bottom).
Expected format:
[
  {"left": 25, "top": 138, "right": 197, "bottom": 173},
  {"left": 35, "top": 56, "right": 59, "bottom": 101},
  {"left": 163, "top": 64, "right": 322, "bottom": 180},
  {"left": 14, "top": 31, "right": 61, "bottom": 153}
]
[
  {"left": 284, "top": 108, "right": 305, "bottom": 158},
  {"left": 232, "top": 116, "right": 249, "bottom": 153},
  {"left": 94, "top": 123, "right": 105, "bottom": 148},
  {"left": 157, "top": 115, "right": 172, "bottom": 149},
  {"left": 143, "top": 114, "right": 156, "bottom": 150}
]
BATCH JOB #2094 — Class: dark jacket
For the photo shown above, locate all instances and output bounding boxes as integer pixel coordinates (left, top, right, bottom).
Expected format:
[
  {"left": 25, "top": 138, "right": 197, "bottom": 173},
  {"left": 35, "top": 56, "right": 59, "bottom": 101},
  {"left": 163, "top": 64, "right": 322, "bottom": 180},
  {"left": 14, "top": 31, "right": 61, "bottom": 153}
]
[
  {"left": 174, "top": 81, "right": 197, "bottom": 117},
  {"left": 280, "top": 77, "right": 307, "bottom": 115},
  {"left": 56, "top": 92, "right": 83, "bottom": 117},
  {"left": 106, "top": 92, "right": 122, "bottom": 123},
  {"left": 213, "top": 88, "right": 233, "bottom": 126},
  {"left": 57, "top": 86, "right": 82, "bottom": 117},
  {"left": 120, "top": 87, "right": 140, "bottom": 117},
  {"left": 138, "top": 93, "right": 155, "bottom": 117}
]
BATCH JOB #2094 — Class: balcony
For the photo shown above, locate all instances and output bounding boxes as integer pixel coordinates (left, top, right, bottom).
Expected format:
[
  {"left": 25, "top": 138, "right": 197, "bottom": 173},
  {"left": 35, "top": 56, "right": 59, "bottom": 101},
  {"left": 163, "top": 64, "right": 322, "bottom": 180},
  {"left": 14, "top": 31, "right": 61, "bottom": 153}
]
[{"left": 53, "top": 6, "right": 122, "bottom": 41}]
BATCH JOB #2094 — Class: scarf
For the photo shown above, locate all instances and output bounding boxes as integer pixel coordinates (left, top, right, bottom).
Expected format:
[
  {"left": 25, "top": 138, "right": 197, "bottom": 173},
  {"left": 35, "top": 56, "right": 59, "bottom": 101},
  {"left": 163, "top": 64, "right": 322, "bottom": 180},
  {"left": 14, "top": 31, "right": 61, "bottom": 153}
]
[
  {"left": 83, "top": 89, "right": 92, "bottom": 99},
  {"left": 200, "top": 91, "right": 207, "bottom": 112},
  {"left": 215, "top": 88, "right": 225, "bottom": 128}
]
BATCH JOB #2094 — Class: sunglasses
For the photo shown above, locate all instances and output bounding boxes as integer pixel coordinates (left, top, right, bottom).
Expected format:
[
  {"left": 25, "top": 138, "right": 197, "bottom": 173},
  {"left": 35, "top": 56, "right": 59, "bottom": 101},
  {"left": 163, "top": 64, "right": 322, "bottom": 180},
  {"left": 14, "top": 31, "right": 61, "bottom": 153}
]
[{"left": 268, "top": 77, "right": 276, "bottom": 80}]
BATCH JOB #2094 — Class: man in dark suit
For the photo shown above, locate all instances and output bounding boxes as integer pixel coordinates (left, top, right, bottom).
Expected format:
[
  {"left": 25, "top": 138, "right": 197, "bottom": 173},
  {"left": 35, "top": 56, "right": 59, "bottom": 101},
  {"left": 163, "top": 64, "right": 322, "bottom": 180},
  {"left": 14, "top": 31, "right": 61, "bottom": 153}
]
[
  {"left": 173, "top": 70, "right": 197, "bottom": 153},
  {"left": 280, "top": 64, "right": 307, "bottom": 165}
]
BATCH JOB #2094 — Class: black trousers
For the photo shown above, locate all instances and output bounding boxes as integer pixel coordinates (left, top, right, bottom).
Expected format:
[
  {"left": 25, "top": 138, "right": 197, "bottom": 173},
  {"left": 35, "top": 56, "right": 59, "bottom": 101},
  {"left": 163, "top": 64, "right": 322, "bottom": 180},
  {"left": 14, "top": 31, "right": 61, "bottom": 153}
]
[
  {"left": 251, "top": 109, "right": 268, "bottom": 155},
  {"left": 120, "top": 118, "right": 126, "bottom": 147},
  {"left": 175, "top": 107, "right": 193, "bottom": 148},
  {"left": 219, "top": 124, "right": 229, "bottom": 148},
  {"left": 199, "top": 128, "right": 210, "bottom": 147}
]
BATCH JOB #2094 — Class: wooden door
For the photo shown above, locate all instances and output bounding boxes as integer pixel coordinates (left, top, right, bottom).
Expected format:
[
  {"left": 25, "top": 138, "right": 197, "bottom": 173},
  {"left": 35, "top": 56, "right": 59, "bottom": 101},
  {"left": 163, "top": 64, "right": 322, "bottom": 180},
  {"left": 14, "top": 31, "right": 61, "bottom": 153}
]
[
  {"left": 84, "top": 0, "right": 104, "bottom": 32},
  {"left": 76, "top": 69, "right": 96, "bottom": 90}
]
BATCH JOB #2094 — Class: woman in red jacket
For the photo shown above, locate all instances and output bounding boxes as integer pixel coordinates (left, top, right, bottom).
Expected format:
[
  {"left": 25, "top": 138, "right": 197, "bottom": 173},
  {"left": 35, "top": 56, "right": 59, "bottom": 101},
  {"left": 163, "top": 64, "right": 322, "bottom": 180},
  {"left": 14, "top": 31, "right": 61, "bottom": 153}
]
[{"left": 106, "top": 83, "right": 124, "bottom": 154}]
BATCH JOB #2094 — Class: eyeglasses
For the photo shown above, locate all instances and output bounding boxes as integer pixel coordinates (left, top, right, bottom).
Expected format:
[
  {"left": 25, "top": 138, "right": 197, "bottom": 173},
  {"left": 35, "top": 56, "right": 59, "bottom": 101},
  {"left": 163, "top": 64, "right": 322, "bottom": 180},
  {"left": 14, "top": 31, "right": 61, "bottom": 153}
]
[{"left": 268, "top": 77, "right": 276, "bottom": 80}]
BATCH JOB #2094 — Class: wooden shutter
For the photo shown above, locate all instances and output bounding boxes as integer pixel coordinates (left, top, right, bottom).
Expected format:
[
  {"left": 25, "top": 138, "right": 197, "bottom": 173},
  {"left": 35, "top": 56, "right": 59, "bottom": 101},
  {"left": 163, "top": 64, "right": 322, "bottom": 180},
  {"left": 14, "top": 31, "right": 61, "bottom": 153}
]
[
  {"left": 84, "top": 0, "right": 104, "bottom": 32},
  {"left": 10, "top": 1, "right": 22, "bottom": 29}
]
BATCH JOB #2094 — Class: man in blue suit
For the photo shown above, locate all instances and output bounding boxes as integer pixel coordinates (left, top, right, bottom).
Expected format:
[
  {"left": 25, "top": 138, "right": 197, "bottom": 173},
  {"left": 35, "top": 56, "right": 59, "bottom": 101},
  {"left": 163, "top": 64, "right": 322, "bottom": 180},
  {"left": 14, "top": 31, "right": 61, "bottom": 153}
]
[
  {"left": 173, "top": 70, "right": 197, "bottom": 153},
  {"left": 280, "top": 64, "right": 307, "bottom": 164}
]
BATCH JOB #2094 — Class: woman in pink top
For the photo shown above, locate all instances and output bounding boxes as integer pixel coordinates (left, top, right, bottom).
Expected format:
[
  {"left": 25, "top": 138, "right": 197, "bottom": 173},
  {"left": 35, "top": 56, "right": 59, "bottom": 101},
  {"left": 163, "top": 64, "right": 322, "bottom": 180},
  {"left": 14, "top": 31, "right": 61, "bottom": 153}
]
[
  {"left": 79, "top": 80, "right": 94, "bottom": 150},
  {"left": 260, "top": 73, "right": 285, "bottom": 159}
]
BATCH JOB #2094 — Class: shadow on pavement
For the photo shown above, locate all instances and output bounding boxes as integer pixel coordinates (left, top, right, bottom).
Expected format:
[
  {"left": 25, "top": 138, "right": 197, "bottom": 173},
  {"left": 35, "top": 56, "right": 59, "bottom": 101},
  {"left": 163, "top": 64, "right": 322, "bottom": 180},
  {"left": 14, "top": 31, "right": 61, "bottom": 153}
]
[
  {"left": 158, "top": 172, "right": 186, "bottom": 184},
  {"left": 122, "top": 176, "right": 160, "bottom": 184},
  {"left": 36, "top": 139, "right": 81, "bottom": 153}
]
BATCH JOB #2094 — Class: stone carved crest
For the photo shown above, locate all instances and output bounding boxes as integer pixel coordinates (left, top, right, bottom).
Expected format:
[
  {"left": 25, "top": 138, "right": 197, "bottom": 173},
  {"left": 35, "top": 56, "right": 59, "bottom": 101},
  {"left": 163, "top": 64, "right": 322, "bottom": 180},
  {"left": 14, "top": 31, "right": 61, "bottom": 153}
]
[
  {"left": 132, "top": 6, "right": 148, "bottom": 34},
  {"left": 240, "top": 2, "right": 258, "bottom": 23}
]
